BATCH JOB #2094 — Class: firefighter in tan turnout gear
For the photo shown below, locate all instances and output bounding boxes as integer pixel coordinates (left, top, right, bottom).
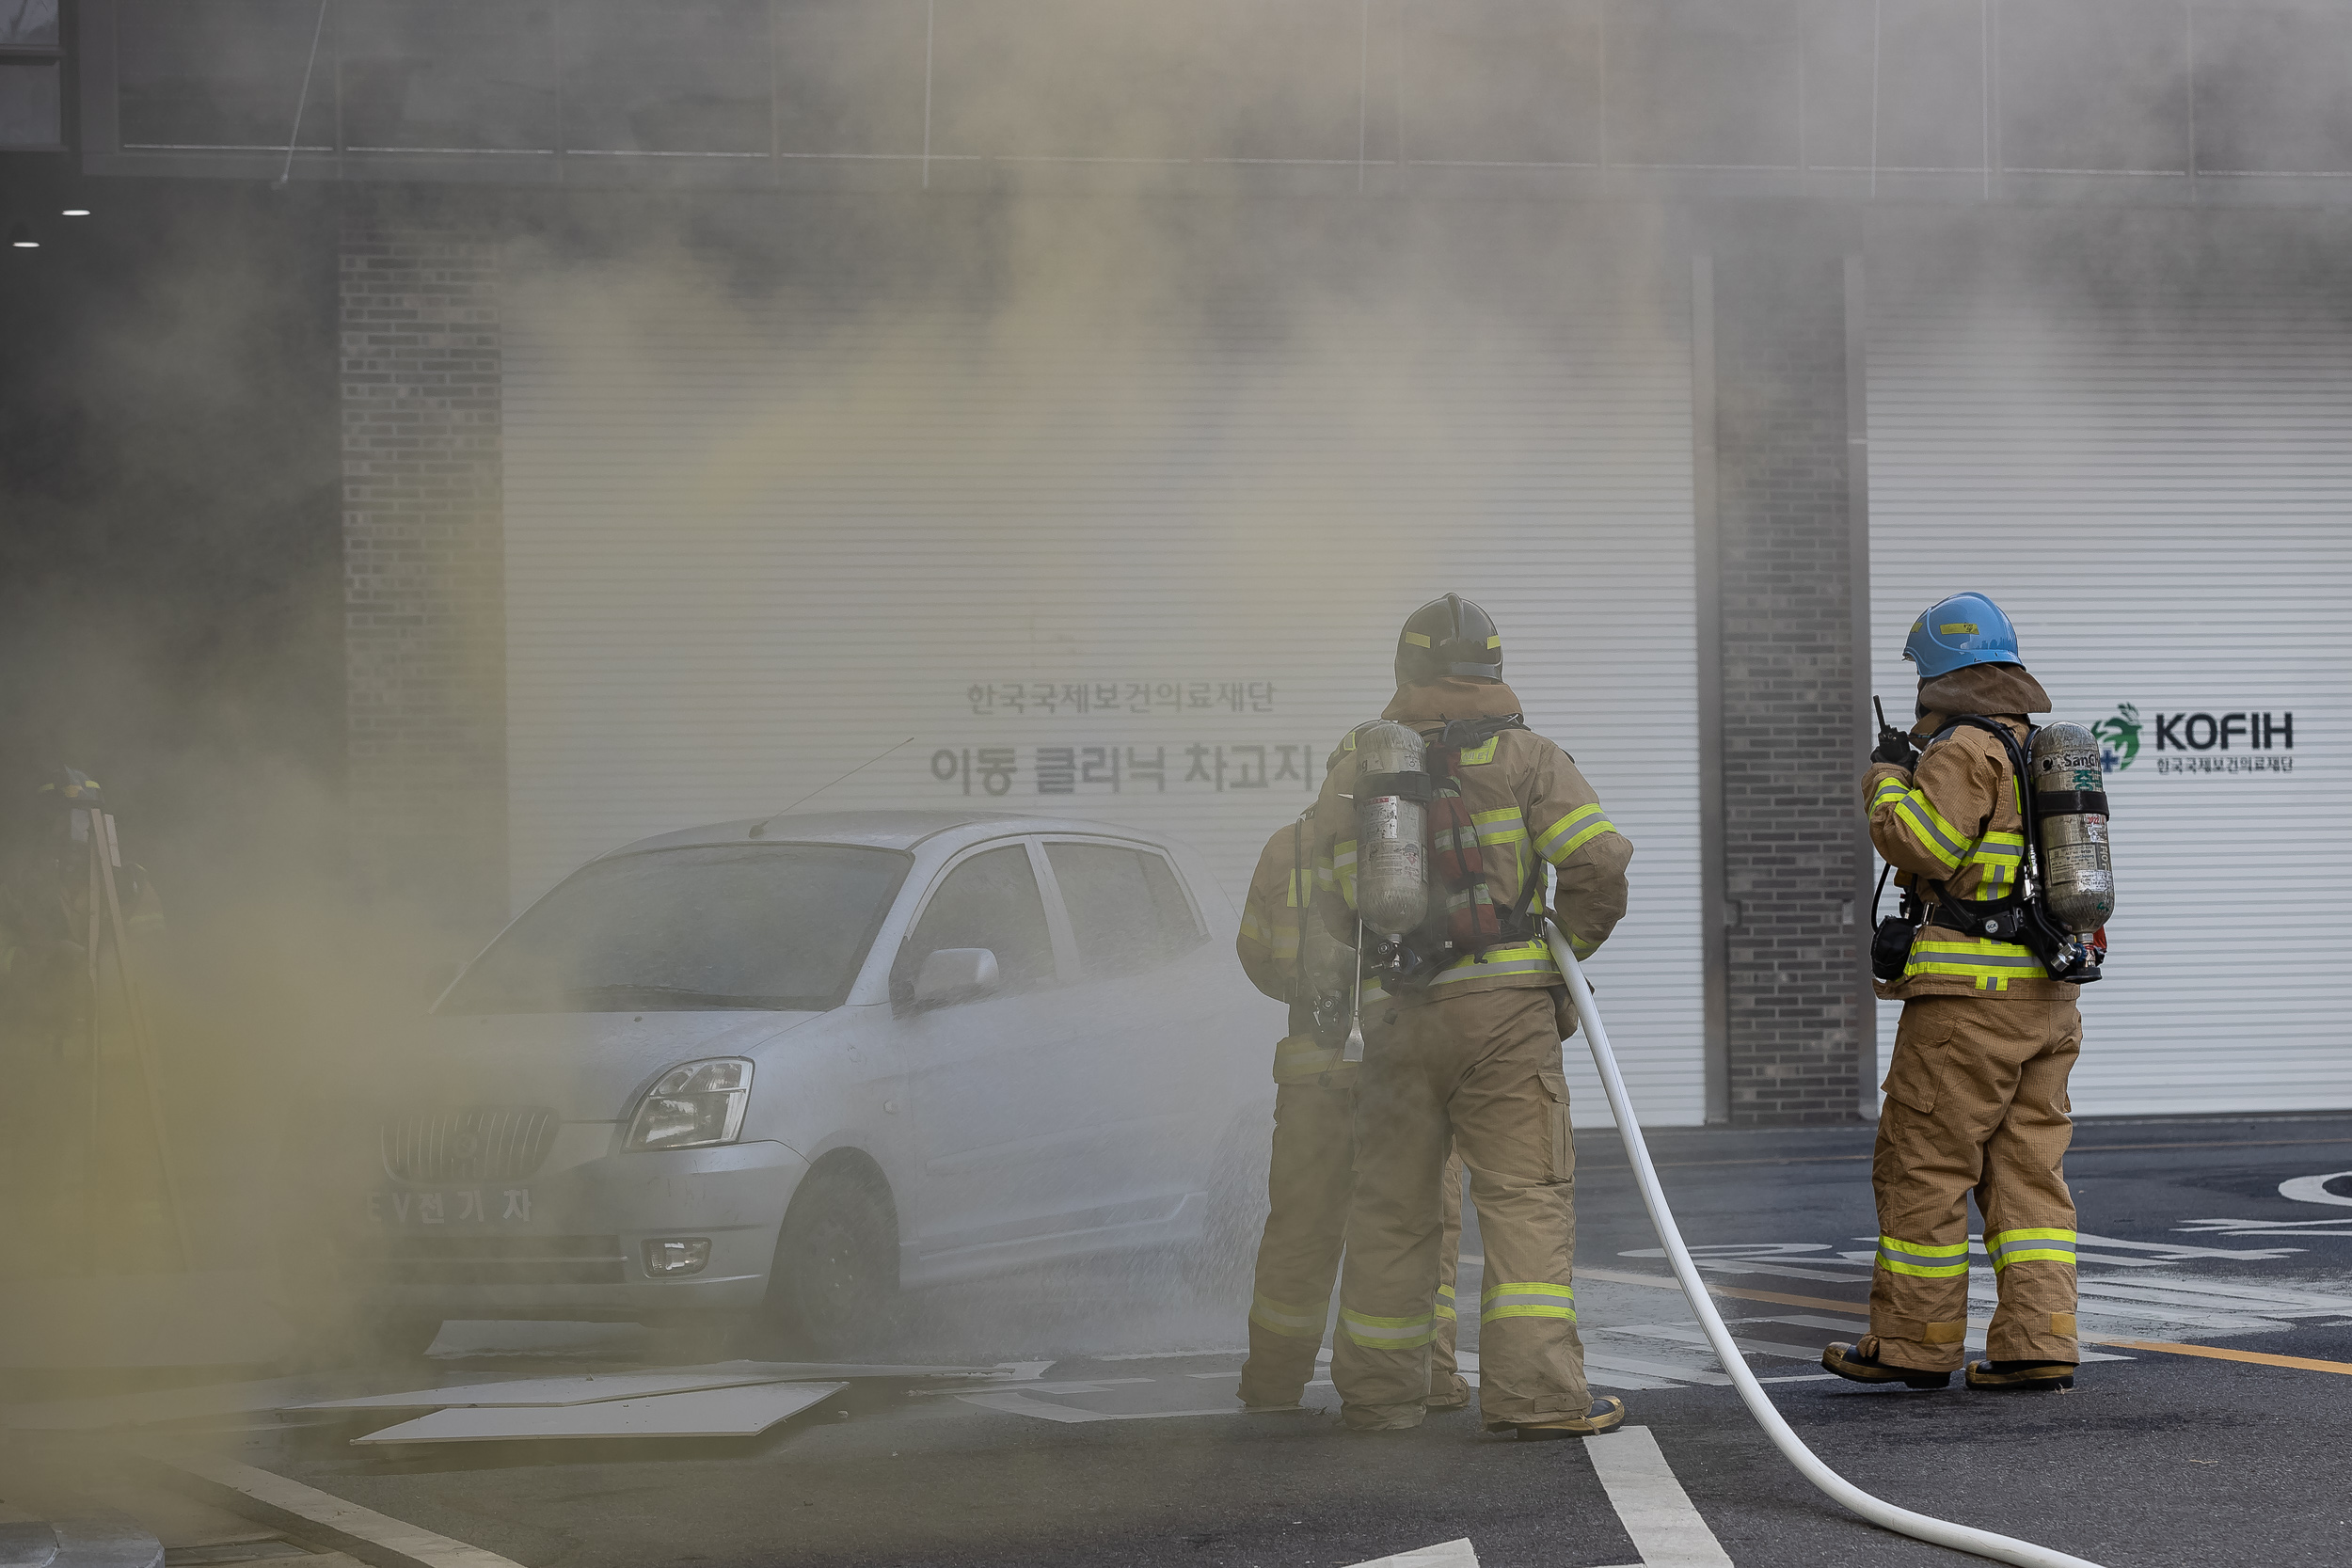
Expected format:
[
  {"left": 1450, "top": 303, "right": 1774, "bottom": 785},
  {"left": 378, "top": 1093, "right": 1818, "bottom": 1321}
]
[
  {"left": 1310, "top": 595, "right": 1632, "bottom": 1436},
  {"left": 1826, "top": 593, "right": 2092, "bottom": 1394},
  {"left": 1233, "top": 807, "right": 1472, "bottom": 1414}
]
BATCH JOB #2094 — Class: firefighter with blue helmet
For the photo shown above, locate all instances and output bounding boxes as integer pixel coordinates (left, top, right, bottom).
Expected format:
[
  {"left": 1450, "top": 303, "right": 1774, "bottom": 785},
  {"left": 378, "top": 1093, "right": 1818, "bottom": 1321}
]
[{"left": 1824, "top": 592, "right": 2086, "bottom": 1393}]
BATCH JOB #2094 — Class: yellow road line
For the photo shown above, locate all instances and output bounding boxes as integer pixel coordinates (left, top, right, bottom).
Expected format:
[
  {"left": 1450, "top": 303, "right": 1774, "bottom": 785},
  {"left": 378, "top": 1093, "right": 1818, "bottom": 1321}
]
[{"left": 2095, "top": 1339, "right": 2352, "bottom": 1376}]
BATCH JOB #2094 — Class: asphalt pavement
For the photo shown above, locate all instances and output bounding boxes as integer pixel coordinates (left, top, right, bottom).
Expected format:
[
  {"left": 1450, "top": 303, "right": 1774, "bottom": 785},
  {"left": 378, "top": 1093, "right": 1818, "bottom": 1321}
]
[{"left": 47, "top": 1112, "right": 2352, "bottom": 1568}]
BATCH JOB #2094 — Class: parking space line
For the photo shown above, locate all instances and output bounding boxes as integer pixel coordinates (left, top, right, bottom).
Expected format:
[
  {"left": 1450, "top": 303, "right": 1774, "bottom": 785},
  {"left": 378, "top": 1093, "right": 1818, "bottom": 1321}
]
[
  {"left": 2094, "top": 1340, "right": 2352, "bottom": 1375},
  {"left": 1585, "top": 1426, "right": 1735, "bottom": 1567},
  {"left": 132, "top": 1447, "right": 524, "bottom": 1568}
]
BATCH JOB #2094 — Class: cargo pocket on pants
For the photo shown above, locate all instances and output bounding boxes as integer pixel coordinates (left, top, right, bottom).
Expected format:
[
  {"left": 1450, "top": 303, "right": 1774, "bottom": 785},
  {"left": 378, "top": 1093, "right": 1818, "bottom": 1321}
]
[
  {"left": 1536, "top": 1069, "right": 1573, "bottom": 1184},
  {"left": 1881, "top": 1013, "right": 1952, "bottom": 1116}
]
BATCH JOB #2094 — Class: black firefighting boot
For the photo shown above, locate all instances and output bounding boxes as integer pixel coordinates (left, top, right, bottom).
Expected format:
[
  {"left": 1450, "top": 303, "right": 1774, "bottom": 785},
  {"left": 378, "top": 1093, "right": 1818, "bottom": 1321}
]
[
  {"left": 1484, "top": 1398, "right": 1626, "bottom": 1440},
  {"left": 1821, "top": 1340, "right": 1953, "bottom": 1390},
  {"left": 1965, "top": 1359, "right": 2076, "bottom": 1391}
]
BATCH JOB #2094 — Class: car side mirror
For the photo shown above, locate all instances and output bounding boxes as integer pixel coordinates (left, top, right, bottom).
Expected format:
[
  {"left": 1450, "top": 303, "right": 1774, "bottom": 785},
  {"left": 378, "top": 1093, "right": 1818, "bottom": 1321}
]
[{"left": 914, "top": 947, "right": 1000, "bottom": 1006}]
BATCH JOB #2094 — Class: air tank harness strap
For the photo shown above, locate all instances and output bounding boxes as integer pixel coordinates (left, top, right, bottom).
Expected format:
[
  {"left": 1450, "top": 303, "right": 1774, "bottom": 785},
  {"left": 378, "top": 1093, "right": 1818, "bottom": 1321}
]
[{"left": 1419, "top": 714, "right": 1537, "bottom": 968}]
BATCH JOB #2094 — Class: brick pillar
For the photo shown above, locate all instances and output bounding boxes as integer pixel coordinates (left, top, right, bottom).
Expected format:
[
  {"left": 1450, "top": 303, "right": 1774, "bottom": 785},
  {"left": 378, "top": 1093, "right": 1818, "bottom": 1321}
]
[
  {"left": 1708, "top": 215, "right": 1871, "bottom": 1125},
  {"left": 341, "top": 223, "right": 506, "bottom": 943}
]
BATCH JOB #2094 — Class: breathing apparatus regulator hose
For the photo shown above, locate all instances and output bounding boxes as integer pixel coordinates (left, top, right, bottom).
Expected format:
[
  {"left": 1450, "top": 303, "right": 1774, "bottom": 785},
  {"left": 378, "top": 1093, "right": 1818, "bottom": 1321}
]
[{"left": 1543, "top": 921, "right": 2106, "bottom": 1568}]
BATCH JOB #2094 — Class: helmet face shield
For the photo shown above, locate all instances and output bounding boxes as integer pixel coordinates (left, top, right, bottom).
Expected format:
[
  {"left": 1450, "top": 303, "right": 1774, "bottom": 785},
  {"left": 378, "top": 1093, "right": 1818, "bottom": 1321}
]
[
  {"left": 1396, "top": 594, "right": 1503, "bottom": 686},
  {"left": 1902, "top": 592, "right": 2021, "bottom": 678}
]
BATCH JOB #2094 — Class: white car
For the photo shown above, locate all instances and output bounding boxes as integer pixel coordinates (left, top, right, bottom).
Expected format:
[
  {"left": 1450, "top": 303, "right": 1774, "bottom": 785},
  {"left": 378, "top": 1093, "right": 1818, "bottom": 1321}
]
[{"left": 339, "top": 810, "right": 1279, "bottom": 1354}]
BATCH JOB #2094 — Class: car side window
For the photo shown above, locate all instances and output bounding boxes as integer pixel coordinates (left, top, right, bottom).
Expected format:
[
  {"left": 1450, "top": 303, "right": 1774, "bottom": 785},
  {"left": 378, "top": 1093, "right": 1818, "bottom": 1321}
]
[
  {"left": 1045, "top": 843, "right": 1205, "bottom": 976},
  {"left": 898, "top": 846, "right": 1057, "bottom": 997}
]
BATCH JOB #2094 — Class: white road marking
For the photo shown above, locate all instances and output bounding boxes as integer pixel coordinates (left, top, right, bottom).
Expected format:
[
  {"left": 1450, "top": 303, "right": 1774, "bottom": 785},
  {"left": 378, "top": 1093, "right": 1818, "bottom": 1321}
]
[
  {"left": 1585, "top": 1425, "right": 1736, "bottom": 1567},
  {"left": 291, "top": 1370, "right": 790, "bottom": 1412},
  {"left": 913, "top": 1378, "right": 1153, "bottom": 1397},
  {"left": 1604, "top": 1323, "right": 1829, "bottom": 1361},
  {"left": 2278, "top": 1171, "right": 2352, "bottom": 1208},
  {"left": 1090, "top": 1348, "right": 1248, "bottom": 1361},
  {"left": 1341, "top": 1539, "right": 1481, "bottom": 1568},
  {"left": 955, "top": 1389, "right": 1241, "bottom": 1423},
  {"left": 134, "top": 1447, "right": 525, "bottom": 1568},
  {"left": 1581, "top": 1353, "right": 1731, "bottom": 1387},
  {"left": 352, "top": 1382, "right": 847, "bottom": 1444}
]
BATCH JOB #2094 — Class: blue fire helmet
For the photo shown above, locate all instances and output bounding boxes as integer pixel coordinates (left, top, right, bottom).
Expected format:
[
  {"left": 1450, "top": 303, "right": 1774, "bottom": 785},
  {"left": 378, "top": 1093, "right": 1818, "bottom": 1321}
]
[{"left": 1902, "top": 593, "right": 2021, "bottom": 678}]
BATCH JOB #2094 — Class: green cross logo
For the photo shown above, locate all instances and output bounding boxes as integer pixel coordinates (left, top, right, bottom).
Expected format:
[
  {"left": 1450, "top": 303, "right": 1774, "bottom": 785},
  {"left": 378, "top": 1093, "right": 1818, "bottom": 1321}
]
[{"left": 2091, "top": 704, "right": 2141, "bottom": 773}]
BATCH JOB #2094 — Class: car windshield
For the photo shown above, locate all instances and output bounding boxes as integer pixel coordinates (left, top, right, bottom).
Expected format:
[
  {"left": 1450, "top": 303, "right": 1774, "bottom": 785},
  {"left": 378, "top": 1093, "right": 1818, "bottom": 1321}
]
[{"left": 439, "top": 844, "right": 912, "bottom": 1014}]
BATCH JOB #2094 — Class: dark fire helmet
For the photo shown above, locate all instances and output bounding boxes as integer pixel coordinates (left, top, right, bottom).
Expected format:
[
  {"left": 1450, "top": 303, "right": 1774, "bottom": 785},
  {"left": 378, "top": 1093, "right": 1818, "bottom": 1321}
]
[{"left": 1395, "top": 594, "right": 1503, "bottom": 687}]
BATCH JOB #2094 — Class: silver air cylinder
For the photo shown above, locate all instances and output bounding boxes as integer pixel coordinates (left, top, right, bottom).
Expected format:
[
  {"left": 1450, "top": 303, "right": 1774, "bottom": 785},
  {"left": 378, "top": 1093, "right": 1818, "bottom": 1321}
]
[
  {"left": 2030, "top": 721, "right": 2116, "bottom": 932},
  {"left": 1352, "top": 721, "right": 1430, "bottom": 936}
]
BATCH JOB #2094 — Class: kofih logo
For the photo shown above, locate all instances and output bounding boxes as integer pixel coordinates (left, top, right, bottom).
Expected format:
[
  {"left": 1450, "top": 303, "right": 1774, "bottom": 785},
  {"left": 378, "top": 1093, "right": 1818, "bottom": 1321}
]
[
  {"left": 2091, "top": 705, "right": 2141, "bottom": 772},
  {"left": 2092, "top": 703, "right": 2296, "bottom": 775}
]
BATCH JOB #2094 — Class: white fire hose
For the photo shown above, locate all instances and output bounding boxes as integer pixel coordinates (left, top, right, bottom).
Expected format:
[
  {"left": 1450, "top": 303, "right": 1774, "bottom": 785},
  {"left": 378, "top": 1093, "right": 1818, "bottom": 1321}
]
[{"left": 1545, "top": 922, "right": 2106, "bottom": 1568}]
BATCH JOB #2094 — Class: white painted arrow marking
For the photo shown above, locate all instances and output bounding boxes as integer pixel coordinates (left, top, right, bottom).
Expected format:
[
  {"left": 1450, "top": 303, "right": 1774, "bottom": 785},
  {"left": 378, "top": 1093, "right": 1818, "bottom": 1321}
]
[{"left": 2280, "top": 1171, "right": 2352, "bottom": 1208}]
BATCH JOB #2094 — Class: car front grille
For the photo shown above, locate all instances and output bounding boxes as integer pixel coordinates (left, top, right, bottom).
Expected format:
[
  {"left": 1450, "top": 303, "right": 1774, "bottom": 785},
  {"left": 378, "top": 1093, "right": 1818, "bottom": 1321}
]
[
  {"left": 380, "top": 1105, "right": 559, "bottom": 1185},
  {"left": 349, "top": 1233, "right": 628, "bottom": 1287}
]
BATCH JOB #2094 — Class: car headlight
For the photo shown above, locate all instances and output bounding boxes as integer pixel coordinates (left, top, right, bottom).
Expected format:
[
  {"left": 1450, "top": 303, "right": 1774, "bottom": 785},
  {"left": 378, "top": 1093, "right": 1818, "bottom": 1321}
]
[{"left": 626, "top": 1058, "right": 754, "bottom": 1150}]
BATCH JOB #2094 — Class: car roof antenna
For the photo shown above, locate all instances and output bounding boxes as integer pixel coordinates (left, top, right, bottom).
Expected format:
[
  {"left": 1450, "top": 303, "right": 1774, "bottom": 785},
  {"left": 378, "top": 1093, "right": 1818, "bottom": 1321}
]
[{"left": 750, "top": 736, "right": 918, "bottom": 837}]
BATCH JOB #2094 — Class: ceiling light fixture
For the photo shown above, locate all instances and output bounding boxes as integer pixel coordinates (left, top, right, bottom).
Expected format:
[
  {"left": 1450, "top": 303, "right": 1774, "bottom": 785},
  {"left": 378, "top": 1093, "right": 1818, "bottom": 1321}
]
[
  {"left": 61, "top": 208, "right": 89, "bottom": 217},
  {"left": 8, "top": 223, "right": 36, "bottom": 249}
]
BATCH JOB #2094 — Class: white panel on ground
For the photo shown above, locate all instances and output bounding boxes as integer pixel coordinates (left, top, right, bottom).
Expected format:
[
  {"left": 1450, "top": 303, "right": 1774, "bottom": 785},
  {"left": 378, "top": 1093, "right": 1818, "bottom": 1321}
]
[
  {"left": 1869, "top": 250, "right": 2352, "bottom": 1113},
  {"left": 292, "top": 1370, "right": 792, "bottom": 1412},
  {"left": 351, "top": 1381, "right": 847, "bottom": 1443},
  {"left": 503, "top": 220, "right": 1705, "bottom": 1124},
  {"left": 1584, "top": 1426, "right": 1735, "bottom": 1568},
  {"left": 1340, "top": 1541, "right": 1481, "bottom": 1568}
]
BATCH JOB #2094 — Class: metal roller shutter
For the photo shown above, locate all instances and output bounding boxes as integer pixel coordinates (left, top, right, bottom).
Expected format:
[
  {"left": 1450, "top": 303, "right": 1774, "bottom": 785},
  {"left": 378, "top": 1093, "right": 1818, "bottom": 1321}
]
[
  {"left": 503, "top": 227, "right": 1705, "bottom": 1124},
  {"left": 1868, "top": 267, "right": 2352, "bottom": 1115}
]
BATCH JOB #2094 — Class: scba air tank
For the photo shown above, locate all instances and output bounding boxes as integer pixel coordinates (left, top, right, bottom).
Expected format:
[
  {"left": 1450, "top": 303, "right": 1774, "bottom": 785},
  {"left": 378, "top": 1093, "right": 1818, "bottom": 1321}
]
[
  {"left": 1352, "top": 721, "right": 1430, "bottom": 936},
  {"left": 2030, "top": 722, "right": 2116, "bottom": 932}
]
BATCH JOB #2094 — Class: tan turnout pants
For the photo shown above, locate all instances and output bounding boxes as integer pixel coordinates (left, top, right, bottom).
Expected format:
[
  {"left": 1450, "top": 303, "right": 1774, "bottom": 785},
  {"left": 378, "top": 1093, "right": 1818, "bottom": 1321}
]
[
  {"left": 1239, "top": 1077, "right": 1464, "bottom": 1408},
  {"left": 1866, "top": 994, "right": 2083, "bottom": 1372},
  {"left": 1335, "top": 986, "right": 1583, "bottom": 1430}
]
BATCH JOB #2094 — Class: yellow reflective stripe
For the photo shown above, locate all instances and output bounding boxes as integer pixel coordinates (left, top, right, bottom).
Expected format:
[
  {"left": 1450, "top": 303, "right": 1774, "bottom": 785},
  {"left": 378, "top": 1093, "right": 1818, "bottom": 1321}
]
[
  {"left": 1427, "top": 941, "right": 1558, "bottom": 986},
  {"left": 1870, "top": 776, "right": 1912, "bottom": 806},
  {"left": 1903, "top": 935, "right": 2048, "bottom": 991},
  {"left": 1470, "top": 805, "right": 1527, "bottom": 844},
  {"left": 1238, "top": 912, "right": 1264, "bottom": 942},
  {"left": 1987, "top": 1227, "right": 2077, "bottom": 1272},
  {"left": 1534, "top": 803, "right": 1614, "bottom": 863},
  {"left": 1876, "top": 1233, "right": 1970, "bottom": 1277},
  {"left": 1891, "top": 798, "right": 1967, "bottom": 869},
  {"left": 1481, "top": 1281, "right": 1574, "bottom": 1301},
  {"left": 1435, "top": 1280, "right": 1457, "bottom": 1323},
  {"left": 1458, "top": 737, "right": 1499, "bottom": 765},
  {"left": 1403, "top": 631, "right": 1432, "bottom": 648},
  {"left": 1963, "top": 832, "right": 2026, "bottom": 896},
  {"left": 1272, "top": 1035, "right": 1343, "bottom": 1083},
  {"left": 1286, "top": 868, "right": 1314, "bottom": 908},
  {"left": 1480, "top": 1281, "right": 1576, "bottom": 1323},
  {"left": 1340, "top": 1307, "right": 1438, "bottom": 1348},
  {"left": 1250, "top": 1292, "right": 1327, "bottom": 1338}
]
